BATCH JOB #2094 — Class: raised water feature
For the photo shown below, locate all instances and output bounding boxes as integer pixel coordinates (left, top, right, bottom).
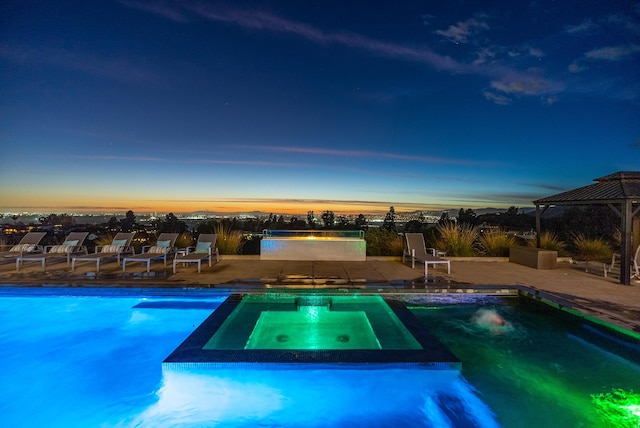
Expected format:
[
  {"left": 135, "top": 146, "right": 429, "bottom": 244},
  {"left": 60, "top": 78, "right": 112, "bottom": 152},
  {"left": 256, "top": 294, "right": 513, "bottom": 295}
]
[{"left": 260, "top": 229, "right": 366, "bottom": 261}]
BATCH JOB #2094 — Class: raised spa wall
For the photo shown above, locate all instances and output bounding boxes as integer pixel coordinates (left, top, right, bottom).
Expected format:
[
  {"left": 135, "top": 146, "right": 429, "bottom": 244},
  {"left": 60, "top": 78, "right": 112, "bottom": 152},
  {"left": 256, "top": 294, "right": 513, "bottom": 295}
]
[{"left": 260, "top": 230, "right": 366, "bottom": 261}]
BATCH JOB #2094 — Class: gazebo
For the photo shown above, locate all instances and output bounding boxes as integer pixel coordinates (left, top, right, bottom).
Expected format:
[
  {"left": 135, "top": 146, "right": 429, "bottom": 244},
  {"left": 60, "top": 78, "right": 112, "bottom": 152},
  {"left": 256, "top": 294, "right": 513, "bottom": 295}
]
[{"left": 533, "top": 171, "right": 640, "bottom": 285}]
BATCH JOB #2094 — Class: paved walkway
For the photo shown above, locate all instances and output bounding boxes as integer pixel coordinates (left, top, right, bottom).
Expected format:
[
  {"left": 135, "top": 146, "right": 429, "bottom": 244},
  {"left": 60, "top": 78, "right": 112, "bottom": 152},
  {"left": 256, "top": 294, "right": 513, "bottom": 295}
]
[{"left": 1, "top": 255, "right": 638, "bottom": 337}]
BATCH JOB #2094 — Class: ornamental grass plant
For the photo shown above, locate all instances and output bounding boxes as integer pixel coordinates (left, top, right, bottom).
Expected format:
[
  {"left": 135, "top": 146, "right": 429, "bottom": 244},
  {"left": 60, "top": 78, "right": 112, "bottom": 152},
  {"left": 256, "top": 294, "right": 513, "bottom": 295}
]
[
  {"left": 365, "top": 228, "right": 404, "bottom": 256},
  {"left": 214, "top": 223, "right": 244, "bottom": 255},
  {"left": 479, "top": 230, "right": 517, "bottom": 257},
  {"left": 528, "top": 231, "right": 566, "bottom": 256},
  {"left": 571, "top": 233, "right": 612, "bottom": 272},
  {"left": 435, "top": 223, "right": 478, "bottom": 256}
]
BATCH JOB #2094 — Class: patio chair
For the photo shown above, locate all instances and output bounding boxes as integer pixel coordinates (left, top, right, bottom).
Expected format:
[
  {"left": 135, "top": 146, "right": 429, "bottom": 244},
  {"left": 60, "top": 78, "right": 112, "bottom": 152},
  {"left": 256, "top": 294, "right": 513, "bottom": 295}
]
[
  {"left": 402, "top": 232, "right": 450, "bottom": 276},
  {"left": 173, "top": 234, "right": 219, "bottom": 273},
  {"left": 71, "top": 232, "right": 136, "bottom": 272},
  {"left": 0, "top": 232, "right": 47, "bottom": 260},
  {"left": 16, "top": 232, "right": 89, "bottom": 271},
  {"left": 122, "top": 233, "right": 178, "bottom": 273},
  {"left": 606, "top": 245, "right": 640, "bottom": 279}
]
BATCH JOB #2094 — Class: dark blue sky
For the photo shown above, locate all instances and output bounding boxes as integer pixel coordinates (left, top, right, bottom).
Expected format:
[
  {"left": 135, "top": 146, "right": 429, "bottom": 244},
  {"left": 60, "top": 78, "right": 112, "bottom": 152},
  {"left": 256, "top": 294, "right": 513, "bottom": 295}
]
[{"left": 1, "top": 1, "right": 639, "bottom": 214}]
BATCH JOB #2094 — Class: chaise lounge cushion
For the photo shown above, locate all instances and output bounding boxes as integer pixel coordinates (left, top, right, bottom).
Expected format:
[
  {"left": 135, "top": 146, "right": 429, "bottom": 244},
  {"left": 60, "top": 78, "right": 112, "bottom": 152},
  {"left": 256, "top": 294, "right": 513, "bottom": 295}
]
[
  {"left": 194, "top": 241, "right": 212, "bottom": 253},
  {"left": 148, "top": 245, "right": 168, "bottom": 254},
  {"left": 10, "top": 244, "right": 36, "bottom": 252},
  {"left": 112, "top": 239, "right": 128, "bottom": 247},
  {"left": 101, "top": 245, "right": 124, "bottom": 253}
]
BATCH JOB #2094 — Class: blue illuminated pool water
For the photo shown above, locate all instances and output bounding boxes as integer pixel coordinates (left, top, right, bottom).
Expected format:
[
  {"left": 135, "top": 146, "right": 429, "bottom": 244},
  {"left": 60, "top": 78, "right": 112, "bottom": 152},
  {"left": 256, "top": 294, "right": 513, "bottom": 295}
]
[{"left": 0, "top": 288, "right": 638, "bottom": 427}]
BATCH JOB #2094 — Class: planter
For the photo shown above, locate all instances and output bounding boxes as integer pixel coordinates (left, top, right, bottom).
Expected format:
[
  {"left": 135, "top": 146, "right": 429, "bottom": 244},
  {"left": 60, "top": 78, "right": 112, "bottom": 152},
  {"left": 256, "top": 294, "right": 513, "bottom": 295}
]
[{"left": 509, "top": 246, "right": 557, "bottom": 269}]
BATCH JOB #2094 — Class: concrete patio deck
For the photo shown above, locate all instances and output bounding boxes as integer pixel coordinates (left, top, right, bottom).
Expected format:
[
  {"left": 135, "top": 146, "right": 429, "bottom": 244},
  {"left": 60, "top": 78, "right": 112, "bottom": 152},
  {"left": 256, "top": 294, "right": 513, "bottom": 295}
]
[{"left": 0, "top": 255, "right": 638, "bottom": 337}]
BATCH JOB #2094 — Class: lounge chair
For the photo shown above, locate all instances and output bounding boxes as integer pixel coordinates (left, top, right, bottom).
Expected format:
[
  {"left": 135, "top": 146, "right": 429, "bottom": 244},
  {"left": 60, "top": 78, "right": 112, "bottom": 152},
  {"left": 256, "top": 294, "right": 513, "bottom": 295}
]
[
  {"left": 606, "top": 245, "right": 640, "bottom": 279},
  {"left": 173, "top": 234, "right": 219, "bottom": 273},
  {"left": 0, "top": 232, "right": 47, "bottom": 260},
  {"left": 16, "top": 232, "right": 89, "bottom": 271},
  {"left": 122, "top": 233, "right": 178, "bottom": 273},
  {"left": 402, "top": 232, "right": 450, "bottom": 276},
  {"left": 71, "top": 232, "right": 136, "bottom": 272}
]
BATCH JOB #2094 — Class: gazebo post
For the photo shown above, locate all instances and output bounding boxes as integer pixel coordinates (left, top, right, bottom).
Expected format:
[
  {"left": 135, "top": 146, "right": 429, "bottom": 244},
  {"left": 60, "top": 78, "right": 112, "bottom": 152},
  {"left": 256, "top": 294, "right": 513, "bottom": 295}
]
[
  {"left": 621, "top": 200, "right": 632, "bottom": 285},
  {"left": 535, "top": 205, "right": 541, "bottom": 248}
]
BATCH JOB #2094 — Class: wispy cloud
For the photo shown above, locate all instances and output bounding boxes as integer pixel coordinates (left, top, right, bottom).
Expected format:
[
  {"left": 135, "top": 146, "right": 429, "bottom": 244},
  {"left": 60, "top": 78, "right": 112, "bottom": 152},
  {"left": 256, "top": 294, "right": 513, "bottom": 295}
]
[
  {"left": 585, "top": 44, "right": 640, "bottom": 61},
  {"left": 0, "top": 45, "right": 161, "bottom": 84},
  {"left": 490, "top": 76, "right": 558, "bottom": 96},
  {"left": 565, "top": 19, "right": 595, "bottom": 34},
  {"left": 435, "top": 17, "right": 489, "bottom": 44},
  {"left": 238, "top": 145, "right": 500, "bottom": 167},
  {"left": 482, "top": 91, "right": 511, "bottom": 105},
  {"left": 117, "top": 0, "right": 188, "bottom": 22},
  {"left": 185, "top": 4, "right": 464, "bottom": 73},
  {"left": 184, "top": 5, "right": 561, "bottom": 100}
]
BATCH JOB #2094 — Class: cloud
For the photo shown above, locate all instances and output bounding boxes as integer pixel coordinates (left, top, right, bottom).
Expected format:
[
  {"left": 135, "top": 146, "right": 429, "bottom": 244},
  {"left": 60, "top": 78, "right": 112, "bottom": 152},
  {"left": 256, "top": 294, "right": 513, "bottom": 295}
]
[
  {"left": 435, "top": 17, "right": 489, "bottom": 44},
  {"left": 0, "top": 45, "right": 161, "bottom": 84},
  {"left": 117, "top": 0, "right": 188, "bottom": 22},
  {"left": 240, "top": 145, "right": 499, "bottom": 167},
  {"left": 584, "top": 44, "right": 640, "bottom": 61},
  {"left": 565, "top": 19, "right": 595, "bottom": 34},
  {"left": 567, "top": 61, "right": 588, "bottom": 73},
  {"left": 482, "top": 91, "right": 511, "bottom": 105},
  {"left": 490, "top": 76, "right": 559, "bottom": 96}
]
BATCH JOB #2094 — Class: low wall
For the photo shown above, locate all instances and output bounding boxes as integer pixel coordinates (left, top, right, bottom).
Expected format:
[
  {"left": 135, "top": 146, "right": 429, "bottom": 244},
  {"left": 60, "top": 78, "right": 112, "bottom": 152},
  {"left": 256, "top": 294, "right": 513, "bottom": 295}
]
[{"left": 509, "top": 246, "right": 557, "bottom": 269}]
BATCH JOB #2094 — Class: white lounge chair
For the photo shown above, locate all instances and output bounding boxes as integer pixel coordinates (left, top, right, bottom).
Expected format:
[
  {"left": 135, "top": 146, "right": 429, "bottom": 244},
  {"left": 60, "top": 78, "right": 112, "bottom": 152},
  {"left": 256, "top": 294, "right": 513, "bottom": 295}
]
[
  {"left": 71, "top": 232, "right": 136, "bottom": 272},
  {"left": 16, "top": 232, "right": 89, "bottom": 271},
  {"left": 606, "top": 245, "right": 640, "bottom": 279},
  {"left": 0, "top": 232, "right": 47, "bottom": 260},
  {"left": 173, "top": 234, "right": 219, "bottom": 273},
  {"left": 122, "top": 233, "right": 178, "bottom": 273},
  {"left": 402, "top": 232, "right": 450, "bottom": 276}
]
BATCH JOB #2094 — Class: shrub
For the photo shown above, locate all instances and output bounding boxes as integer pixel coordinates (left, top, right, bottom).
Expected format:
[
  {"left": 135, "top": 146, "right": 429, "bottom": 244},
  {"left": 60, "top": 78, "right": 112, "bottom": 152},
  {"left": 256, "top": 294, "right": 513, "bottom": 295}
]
[
  {"left": 571, "top": 233, "right": 612, "bottom": 271},
  {"left": 214, "top": 224, "right": 244, "bottom": 255},
  {"left": 175, "top": 232, "right": 193, "bottom": 249},
  {"left": 436, "top": 223, "right": 478, "bottom": 256},
  {"left": 528, "top": 231, "right": 566, "bottom": 256},
  {"left": 365, "top": 228, "right": 404, "bottom": 256},
  {"left": 479, "top": 230, "right": 517, "bottom": 257}
]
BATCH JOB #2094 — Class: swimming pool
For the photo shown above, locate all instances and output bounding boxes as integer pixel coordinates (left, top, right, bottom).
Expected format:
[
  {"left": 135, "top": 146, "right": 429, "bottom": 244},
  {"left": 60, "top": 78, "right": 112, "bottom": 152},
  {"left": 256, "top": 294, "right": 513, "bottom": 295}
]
[{"left": 0, "top": 287, "right": 638, "bottom": 427}]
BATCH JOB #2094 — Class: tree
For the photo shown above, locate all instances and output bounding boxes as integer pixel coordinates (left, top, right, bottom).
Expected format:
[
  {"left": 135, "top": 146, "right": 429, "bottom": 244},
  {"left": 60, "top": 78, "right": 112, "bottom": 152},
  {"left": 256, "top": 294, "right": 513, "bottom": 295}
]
[
  {"left": 321, "top": 210, "right": 335, "bottom": 228},
  {"left": 336, "top": 215, "right": 350, "bottom": 229},
  {"left": 438, "top": 211, "right": 453, "bottom": 225},
  {"left": 457, "top": 208, "right": 478, "bottom": 226},
  {"left": 355, "top": 214, "right": 368, "bottom": 230},
  {"left": 159, "top": 213, "right": 187, "bottom": 233},
  {"left": 307, "top": 211, "right": 316, "bottom": 229},
  {"left": 382, "top": 206, "right": 396, "bottom": 232},
  {"left": 120, "top": 210, "right": 136, "bottom": 231},
  {"left": 107, "top": 216, "right": 119, "bottom": 230}
]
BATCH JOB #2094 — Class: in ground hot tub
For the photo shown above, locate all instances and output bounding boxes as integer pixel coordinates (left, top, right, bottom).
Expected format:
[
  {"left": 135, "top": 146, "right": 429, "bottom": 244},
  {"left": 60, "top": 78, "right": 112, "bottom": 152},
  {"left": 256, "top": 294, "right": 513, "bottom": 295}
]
[{"left": 260, "top": 229, "right": 366, "bottom": 261}]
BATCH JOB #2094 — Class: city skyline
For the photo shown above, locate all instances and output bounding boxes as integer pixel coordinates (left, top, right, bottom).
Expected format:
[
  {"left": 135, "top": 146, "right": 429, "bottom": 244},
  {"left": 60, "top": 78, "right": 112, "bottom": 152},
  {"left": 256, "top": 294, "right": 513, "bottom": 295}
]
[{"left": 1, "top": 1, "right": 639, "bottom": 214}]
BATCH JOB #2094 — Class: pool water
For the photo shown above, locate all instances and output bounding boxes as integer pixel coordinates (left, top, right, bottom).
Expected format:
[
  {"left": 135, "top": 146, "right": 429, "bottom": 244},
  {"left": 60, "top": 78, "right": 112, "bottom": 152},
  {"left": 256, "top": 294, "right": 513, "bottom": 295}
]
[{"left": 0, "top": 290, "right": 638, "bottom": 427}]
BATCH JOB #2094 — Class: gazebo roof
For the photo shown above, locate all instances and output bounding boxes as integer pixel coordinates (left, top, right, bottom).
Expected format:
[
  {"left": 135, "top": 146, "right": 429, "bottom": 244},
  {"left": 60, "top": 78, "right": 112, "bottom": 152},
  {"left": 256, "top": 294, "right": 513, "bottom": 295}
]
[{"left": 534, "top": 171, "right": 640, "bottom": 205}]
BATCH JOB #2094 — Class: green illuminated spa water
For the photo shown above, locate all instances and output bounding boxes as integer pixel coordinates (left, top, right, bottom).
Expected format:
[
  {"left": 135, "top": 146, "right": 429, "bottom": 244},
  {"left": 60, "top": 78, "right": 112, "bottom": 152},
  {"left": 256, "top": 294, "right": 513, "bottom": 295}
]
[
  {"left": 204, "top": 294, "right": 421, "bottom": 350},
  {"left": 246, "top": 306, "right": 380, "bottom": 349}
]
